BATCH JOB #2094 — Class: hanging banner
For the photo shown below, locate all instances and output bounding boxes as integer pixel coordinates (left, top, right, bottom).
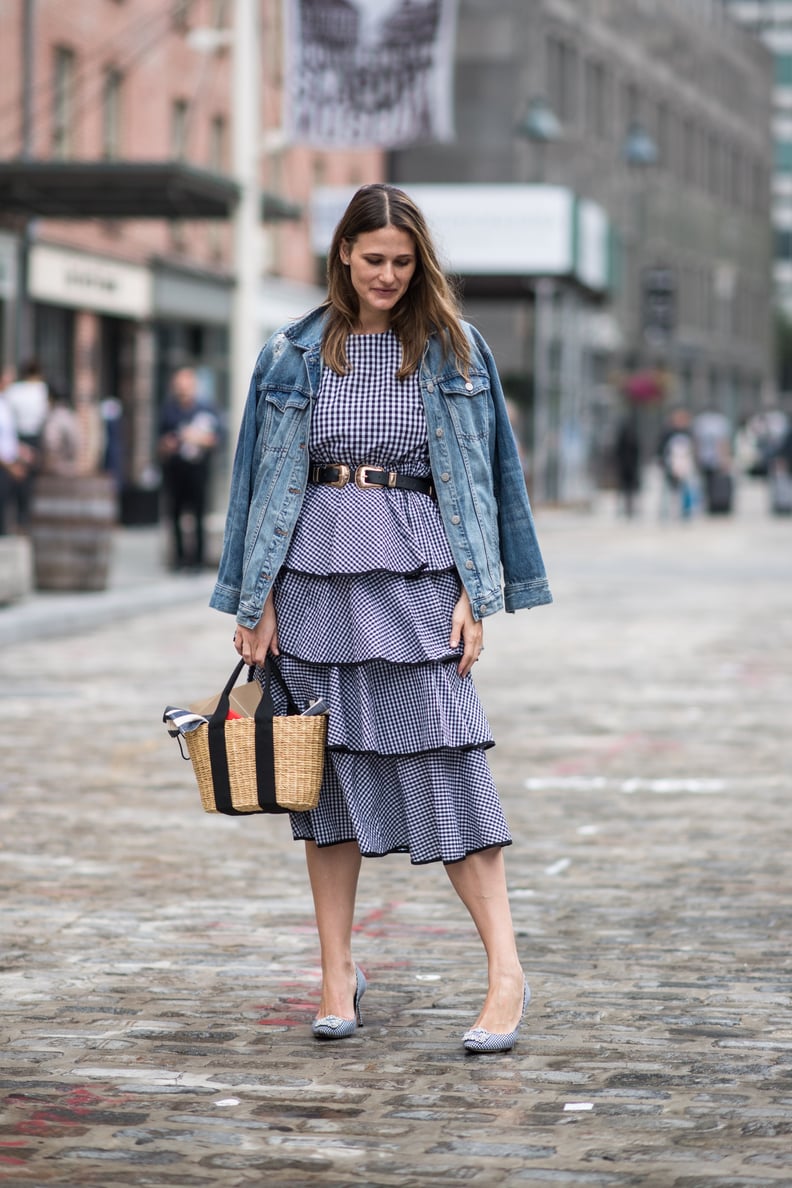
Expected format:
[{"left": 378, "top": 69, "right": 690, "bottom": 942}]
[{"left": 284, "top": 0, "right": 458, "bottom": 148}]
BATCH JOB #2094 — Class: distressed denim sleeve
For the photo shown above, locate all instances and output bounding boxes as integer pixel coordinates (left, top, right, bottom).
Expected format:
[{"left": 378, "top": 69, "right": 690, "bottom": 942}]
[
  {"left": 209, "top": 362, "right": 262, "bottom": 616},
  {"left": 474, "top": 330, "right": 553, "bottom": 613}
]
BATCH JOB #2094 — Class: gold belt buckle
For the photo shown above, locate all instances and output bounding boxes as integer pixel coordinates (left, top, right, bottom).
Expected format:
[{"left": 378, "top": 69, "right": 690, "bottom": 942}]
[
  {"left": 325, "top": 463, "right": 351, "bottom": 488},
  {"left": 355, "top": 464, "right": 387, "bottom": 489}
]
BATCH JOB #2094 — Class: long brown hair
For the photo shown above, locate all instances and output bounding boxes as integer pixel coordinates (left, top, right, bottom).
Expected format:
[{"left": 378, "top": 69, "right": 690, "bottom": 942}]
[{"left": 323, "top": 183, "right": 470, "bottom": 379}]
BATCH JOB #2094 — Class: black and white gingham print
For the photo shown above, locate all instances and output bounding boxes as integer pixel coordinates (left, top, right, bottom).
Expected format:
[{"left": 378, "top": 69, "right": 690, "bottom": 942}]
[
  {"left": 310, "top": 331, "right": 430, "bottom": 474},
  {"left": 289, "top": 748, "right": 511, "bottom": 866},
  {"left": 285, "top": 482, "right": 453, "bottom": 576},
  {"left": 256, "top": 331, "right": 511, "bottom": 866},
  {"left": 274, "top": 569, "right": 464, "bottom": 666},
  {"left": 266, "top": 649, "right": 494, "bottom": 755}
]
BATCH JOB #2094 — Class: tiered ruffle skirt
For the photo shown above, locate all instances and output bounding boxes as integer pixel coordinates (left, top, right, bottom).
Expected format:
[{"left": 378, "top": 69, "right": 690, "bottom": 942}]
[{"left": 261, "top": 483, "right": 511, "bottom": 865}]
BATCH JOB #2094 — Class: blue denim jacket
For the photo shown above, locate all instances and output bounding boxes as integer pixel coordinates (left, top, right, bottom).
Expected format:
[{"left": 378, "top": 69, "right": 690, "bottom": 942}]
[{"left": 211, "top": 307, "right": 552, "bottom": 627}]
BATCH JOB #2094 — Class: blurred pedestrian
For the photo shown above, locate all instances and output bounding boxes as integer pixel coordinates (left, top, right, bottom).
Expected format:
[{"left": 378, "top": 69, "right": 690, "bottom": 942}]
[
  {"left": 40, "top": 386, "right": 82, "bottom": 477},
  {"left": 658, "top": 407, "right": 698, "bottom": 519},
  {"left": 693, "top": 406, "right": 733, "bottom": 514},
  {"left": 769, "top": 418, "right": 792, "bottom": 515},
  {"left": 212, "top": 183, "right": 552, "bottom": 1053},
  {"left": 4, "top": 359, "right": 48, "bottom": 529},
  {"left": 158, "top": 367, "right": 219, "bottom": 571},
  {"left": 0, "top": 369, "right": 30, "bottom": 535},
  {"left": 613, "top": 411, "right": 642, "bottom": 518}
]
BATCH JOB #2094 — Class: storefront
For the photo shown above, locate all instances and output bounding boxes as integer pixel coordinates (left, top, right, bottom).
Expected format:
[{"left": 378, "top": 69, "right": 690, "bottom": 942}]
[{"left": 27, "top": 242, "right": 152, "bottom": 503}]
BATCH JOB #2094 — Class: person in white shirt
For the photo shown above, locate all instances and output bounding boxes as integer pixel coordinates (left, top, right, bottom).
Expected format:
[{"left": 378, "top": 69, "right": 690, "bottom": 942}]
[
  {"left": 0, "top": 369, "right": 33, "bottom": 535},
  {"left": 4, "top": 359, "right": 49, "bottom": 529}
]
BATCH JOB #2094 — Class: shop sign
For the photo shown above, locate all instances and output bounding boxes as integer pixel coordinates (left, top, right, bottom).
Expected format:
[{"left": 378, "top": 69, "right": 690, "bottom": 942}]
[{"left": 29, "top": 243, "right": 152, "bottom": 317}]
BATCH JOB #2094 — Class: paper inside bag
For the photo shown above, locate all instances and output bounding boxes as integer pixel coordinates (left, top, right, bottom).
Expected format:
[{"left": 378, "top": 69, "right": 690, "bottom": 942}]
[{"left": 190, "top": 679, "right": 262, "bottom": 719}]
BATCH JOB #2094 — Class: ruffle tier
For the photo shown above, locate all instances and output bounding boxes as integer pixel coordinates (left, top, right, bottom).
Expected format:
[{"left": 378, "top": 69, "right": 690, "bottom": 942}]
[
  {"left": 283, "top": 482, "right": 454, "bottom": 576},
  {"left": 273, "top": 568, "right": 463, "bottom": 666},
  {"left": 289, "top": 748, "right": 511, "bottom": 866},
  {"left": 267, "top": 652, "right": 494, "bottom": 756}
]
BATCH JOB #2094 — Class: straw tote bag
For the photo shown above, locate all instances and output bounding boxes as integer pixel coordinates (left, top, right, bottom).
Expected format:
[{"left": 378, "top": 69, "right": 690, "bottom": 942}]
[{"left": 173, "top": 658, "right": 327, "bottom": 815}]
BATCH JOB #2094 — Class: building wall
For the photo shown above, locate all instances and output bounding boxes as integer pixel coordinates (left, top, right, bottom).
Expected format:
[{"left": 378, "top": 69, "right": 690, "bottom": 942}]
[
  {"left": 724, "top": 0, "right": 792, "bottom": 328},
  {"left": 390, "top": 0, "right": 774, "bottom": 427},
  {"left": 0, "top": 0, "right": 383, "bottom": 501}
]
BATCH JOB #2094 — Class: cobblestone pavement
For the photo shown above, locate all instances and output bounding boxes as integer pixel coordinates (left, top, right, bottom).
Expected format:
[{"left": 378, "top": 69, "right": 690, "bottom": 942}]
[{"left": 1, "top": 479, "right": 791, "bottom": 1187}]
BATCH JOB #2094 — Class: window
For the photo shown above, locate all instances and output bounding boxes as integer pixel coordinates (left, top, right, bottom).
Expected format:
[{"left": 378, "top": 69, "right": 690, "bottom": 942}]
[
  {"left": 209, "top": 114, "right": 226, "bottom": 173},
  {"left": 656, "top": 101, "right": 670, "bottom": 169},
  {"left": 776, "top": 54, "right": 792, "bottom": 87},
  {"left": 546, "top": 35, "right": 578, "bottom": 125},
  {"left": 584, "top": 59, "right": 608, "bottom": 139},
  {"left": 171, "top": 99, "right": 189, "bottom": 160},
  {"left": 52, "top": 46, "right": 76, "bottom": 158},
  {"left": 102, "top": 68, "right": 122, "bottom": 159},
  {"left": 683, "top": 118, "right": 697, "bottom": 186},
  {"left": 708, "top": 133, "right": 721, "bottom": 197},
  {"left": 622, "top": 80, "right": 639, "bottom": 132},
  {"left": 171, "top": 0, "right": 192, "bottom": 31}
]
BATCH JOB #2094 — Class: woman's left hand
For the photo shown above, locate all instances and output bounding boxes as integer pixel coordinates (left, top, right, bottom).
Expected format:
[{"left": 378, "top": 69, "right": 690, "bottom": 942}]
[{"left": 450, "top": 587, "right": 484, "bottom": 678}]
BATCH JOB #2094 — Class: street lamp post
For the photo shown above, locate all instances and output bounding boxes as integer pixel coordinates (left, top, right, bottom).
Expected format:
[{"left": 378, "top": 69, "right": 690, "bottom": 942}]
[
  {"left": 189, "top": 4, "right": 262, "bottom": 436},
  {"left": 621, "top": 120, "right": 659, "bottom": 351},
  {"left": 514, "top": 97, "right": 563, "bottom": 502},
  {"left": 230, "top": 0, "right": 261, "bottom": 434}
]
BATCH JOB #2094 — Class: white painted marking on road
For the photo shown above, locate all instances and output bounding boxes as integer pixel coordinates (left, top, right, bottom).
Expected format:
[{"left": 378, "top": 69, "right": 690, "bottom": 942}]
[
  {"left": 564, "top": 1102, "right": 594, "bottom": 1112},
  {"left": 524, "top": 775, "right": 727, "bottom": 795},
  {"left": 620, "top": 777, "right": 726, "bottom": 794},
  {"left": 544, "top": 858, "right": 571, "bottom": 876},
  {"left": 525, "top": 777, "right": 608, "bottom": 791}
]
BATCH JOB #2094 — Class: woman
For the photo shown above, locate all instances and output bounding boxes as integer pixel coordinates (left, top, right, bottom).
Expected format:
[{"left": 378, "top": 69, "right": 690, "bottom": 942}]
[{"left": 211, "top": 184, "right": 552, "bottom": 1052}]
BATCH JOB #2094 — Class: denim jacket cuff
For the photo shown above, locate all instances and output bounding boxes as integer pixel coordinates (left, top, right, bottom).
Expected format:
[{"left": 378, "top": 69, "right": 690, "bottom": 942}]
[{"left": 504, "top": 579, "right": 553, "bottom": 613}]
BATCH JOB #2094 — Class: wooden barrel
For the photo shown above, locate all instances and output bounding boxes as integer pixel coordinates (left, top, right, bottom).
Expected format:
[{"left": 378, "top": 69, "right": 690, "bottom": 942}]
[{"left": 30, "top": 474, "right": 118, "bottom": 592}]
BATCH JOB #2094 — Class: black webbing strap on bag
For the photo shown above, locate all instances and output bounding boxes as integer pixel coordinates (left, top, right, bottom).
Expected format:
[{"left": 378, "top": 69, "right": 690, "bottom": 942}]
[{"left": 207, "top": 658, "right": 298, "bottom": 815}]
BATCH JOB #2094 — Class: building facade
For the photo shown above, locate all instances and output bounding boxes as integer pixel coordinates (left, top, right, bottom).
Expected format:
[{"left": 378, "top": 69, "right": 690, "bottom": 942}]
[
  {"left": 0, "top": 0, "right": 382, "bottom": 513},
  {"left": 723, "top": 0, "right": 792, "bottom": 388},
  {"left": 389, "top": 0, "right": 774, "bottom": 494}
]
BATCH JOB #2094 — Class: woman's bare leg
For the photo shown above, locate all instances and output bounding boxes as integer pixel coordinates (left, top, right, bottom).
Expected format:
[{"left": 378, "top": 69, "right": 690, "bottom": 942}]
[
  {"left": 304, "top": 840, "right": 363, "bottom": 1019},
  {"left": 444, "top": 847, "right": 525, "bottom": 1032}
]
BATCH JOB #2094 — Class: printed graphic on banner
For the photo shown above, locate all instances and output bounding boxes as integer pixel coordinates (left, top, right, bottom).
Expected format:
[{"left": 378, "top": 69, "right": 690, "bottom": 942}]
[{"left": 284, "top": 0, "right": 457, "bottom": 148}]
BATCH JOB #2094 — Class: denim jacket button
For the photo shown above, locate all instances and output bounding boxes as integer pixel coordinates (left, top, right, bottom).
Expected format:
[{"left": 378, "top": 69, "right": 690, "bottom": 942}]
[
  {"left": 426, "top": 382, "right": 435, "bottom": 393},
  {"left": 465, "top": 559, "right": 474, "bottom": 570},
  {"left": 466, "top": 382, "right": 474, "bottom": 391},
  {"left": 441, "top": 471, "right": 450, "bottom": 482},
  {"left": 479, "top": 603, "right": 487, "bottom": 613},
  {"left": 435, "top": 427, "right": 444, "bottom": 438},
  {"left": 451, "top": 514, "right": 461, "bottom": 525}
]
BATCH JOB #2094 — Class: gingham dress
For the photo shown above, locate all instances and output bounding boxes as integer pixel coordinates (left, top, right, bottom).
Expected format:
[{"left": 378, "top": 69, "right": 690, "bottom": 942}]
[{"left": 262, "top": 331, "right": 511, "bottom": 865}]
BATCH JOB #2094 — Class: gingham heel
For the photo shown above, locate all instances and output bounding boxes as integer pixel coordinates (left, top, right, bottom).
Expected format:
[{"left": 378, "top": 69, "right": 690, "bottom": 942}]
[
  {"left": 462, "top": 981, "right": 530, "bottom": 1054},
  {"left": 312, "top": 965, "right": 367, "bottom": 1040}
]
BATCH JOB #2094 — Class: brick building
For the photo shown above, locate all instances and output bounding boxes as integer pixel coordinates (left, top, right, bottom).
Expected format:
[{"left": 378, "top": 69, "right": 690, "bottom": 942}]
[{"left": 0, "top": 0, "right": 382, "bottom": 513}]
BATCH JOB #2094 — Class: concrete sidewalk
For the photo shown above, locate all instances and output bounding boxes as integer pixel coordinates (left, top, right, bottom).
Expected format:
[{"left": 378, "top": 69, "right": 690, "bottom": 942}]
[
  {"left": 1, "top": 474, "right": 791, "bottom": 1186},
  {"left": 0, "top": 526, "right": 216, "bottom": 648}
]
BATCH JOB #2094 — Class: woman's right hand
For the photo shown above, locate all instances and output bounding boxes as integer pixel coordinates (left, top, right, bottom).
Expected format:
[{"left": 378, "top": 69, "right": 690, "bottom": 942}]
[{"left": 234, "top": 592, "right": 279, "bottom": 667}]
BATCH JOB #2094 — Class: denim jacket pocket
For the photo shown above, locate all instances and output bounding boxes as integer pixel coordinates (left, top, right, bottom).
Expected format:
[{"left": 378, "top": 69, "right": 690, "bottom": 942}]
[
  {"left": 436, "top": 371, "right": 489, "bottom": 399},
  {"left": 437, "top": 371, "right": 491, "bottom": 445},
  {"left": 260, "top": 385, "right": 311, "bottom": 413}
]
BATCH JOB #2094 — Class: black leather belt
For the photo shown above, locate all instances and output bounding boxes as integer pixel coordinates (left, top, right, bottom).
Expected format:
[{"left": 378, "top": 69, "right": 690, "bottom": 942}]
[{"left": 310, "top": 463, "right": 435, "bottom": 497}]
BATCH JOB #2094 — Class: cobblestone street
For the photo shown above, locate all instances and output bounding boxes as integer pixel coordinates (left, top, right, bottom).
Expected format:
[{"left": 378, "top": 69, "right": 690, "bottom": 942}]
[{"left": 1, "top": 481, "right": 791, "bottom": 1187}]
